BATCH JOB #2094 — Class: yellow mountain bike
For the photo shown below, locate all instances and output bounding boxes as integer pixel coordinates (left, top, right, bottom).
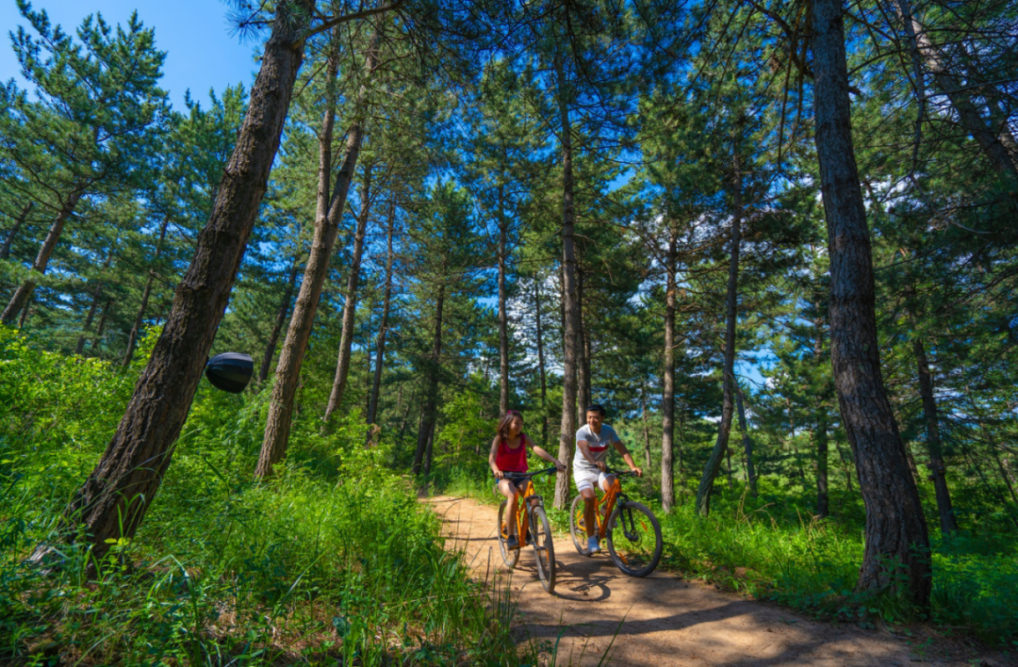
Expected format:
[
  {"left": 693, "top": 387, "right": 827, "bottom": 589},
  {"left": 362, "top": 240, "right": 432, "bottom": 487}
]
[
  {"left": 496, "top": 467, "right": 557, "bottom": 593},
  {"left": 568, "top": 468, "right": 663, "bottom": 577}
]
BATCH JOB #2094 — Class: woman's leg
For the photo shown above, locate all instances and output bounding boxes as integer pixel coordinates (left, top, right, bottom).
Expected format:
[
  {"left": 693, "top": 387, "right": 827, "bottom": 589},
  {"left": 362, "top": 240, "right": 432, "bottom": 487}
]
[{"left": 498, "top": 479, "right": 520, "bottom": 535}]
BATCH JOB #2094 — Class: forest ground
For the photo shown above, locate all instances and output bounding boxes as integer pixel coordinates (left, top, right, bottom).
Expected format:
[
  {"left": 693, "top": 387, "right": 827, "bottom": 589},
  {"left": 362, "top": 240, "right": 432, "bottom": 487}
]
[{"left": 424, "top": 495, "right": 1009, "bottom": 667}]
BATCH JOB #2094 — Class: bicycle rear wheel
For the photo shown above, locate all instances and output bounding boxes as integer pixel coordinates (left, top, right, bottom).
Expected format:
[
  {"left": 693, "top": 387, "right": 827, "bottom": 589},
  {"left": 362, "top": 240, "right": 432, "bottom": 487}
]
[
  {"left": 530, "top": 505, "right": 556, "bottom": 593},
  {"left": 497, "top": 500, "right": 520, "bottom": 569},
  {"left": 569, "top": 495, "right": 592, "bottom": 556},
  {"left": 606, "top": 501, "right": 662, "bottom": 577}
]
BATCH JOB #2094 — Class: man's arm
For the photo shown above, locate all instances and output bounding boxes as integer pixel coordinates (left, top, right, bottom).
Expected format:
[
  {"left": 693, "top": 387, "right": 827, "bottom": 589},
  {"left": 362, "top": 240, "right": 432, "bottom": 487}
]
[{"left": 612, "top": 440, "right": 643, "bottom": 477}]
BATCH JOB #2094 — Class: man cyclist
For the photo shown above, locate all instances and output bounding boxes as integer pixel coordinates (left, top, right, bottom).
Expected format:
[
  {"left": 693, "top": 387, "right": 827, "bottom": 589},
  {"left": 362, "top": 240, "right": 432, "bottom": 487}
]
[{"left": 573, "top": 403, "right": 643, "bottom": 554}]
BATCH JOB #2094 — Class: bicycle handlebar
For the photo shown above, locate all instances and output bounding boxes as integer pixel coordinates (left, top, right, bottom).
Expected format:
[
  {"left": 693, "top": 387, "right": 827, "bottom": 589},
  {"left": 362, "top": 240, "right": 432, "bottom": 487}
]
[
  {"left": 606, "top": 467, "right": 641, "bottom": 477},
  {"left": 502, "top": 467, "right": 559, "bottom": 481}
]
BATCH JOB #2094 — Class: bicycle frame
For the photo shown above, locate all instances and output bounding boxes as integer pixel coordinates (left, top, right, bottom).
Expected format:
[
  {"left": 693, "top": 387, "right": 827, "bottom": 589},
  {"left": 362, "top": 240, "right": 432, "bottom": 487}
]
[
  {"left": 588, "top": 471, "right": 635, "bottom": 539},
  {"left": 500, "top": 470, "right": 552, "bottom": 547}
]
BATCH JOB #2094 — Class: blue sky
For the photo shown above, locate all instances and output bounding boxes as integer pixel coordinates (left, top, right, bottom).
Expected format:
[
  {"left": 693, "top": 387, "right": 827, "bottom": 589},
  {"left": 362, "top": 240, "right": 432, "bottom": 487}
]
[{"left": 1, "top": 0, "right": 258, "bottom": 110}]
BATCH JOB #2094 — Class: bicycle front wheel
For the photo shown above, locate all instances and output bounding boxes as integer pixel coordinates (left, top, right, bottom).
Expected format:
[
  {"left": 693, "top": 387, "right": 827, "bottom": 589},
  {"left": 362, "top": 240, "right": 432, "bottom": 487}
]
[
  {"left": 497, "top": 500, "right": 520, "bottom": 569},
  {"left": 530, "top": 505, "right": 556, "bottom": 593},
  {"left": 606, "top": 501, "right": 662, "bottom": 577}
]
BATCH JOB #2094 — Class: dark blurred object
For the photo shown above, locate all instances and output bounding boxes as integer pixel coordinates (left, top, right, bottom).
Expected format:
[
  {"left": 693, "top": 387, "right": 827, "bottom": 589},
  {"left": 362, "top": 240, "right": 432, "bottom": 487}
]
[{"left": 205, "top": 352, "right": 253, "bottom": 393}]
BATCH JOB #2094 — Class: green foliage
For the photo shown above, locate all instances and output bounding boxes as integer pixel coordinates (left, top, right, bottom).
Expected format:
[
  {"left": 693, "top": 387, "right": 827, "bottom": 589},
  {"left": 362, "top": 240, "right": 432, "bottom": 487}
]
[{"left": 0, "top": 326, "right": 526, "bottom": 665}]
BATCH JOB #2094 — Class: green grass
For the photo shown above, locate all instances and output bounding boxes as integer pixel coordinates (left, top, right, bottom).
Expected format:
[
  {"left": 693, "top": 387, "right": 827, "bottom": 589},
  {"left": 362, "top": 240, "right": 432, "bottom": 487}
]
[
  {"left": 0, "top": 327, "right": 531, "bottom": 666},
  {"left": 442, "top": 461, "right": 1018, "bottom": 648}
]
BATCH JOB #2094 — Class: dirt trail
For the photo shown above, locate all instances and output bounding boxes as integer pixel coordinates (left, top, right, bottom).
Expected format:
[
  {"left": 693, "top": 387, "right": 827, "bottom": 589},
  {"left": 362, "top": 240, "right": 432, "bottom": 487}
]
[{"left": 425, "top": 495, "right": 1007, "bottom": 667}]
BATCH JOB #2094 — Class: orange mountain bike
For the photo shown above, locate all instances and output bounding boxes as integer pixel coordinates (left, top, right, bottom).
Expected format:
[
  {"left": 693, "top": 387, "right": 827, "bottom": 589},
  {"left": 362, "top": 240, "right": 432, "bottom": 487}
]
[
  {"left": 496, "top": 467, "right": 557, "bottom": 593},
  {"left": 568, "top": 468, "right": 663, "bottom": 577}
]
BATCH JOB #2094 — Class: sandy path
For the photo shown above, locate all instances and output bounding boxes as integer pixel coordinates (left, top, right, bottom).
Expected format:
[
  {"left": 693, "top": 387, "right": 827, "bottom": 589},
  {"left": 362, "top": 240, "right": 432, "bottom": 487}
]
[{"left": 425, "top": 495, "right": 1008, "bottom": 667}]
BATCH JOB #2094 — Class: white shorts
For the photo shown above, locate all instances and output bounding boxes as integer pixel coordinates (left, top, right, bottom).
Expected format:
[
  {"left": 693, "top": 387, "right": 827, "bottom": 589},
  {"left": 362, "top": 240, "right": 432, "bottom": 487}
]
[{"left": 574, "top": 469, "right": 610, "bottom": 493}]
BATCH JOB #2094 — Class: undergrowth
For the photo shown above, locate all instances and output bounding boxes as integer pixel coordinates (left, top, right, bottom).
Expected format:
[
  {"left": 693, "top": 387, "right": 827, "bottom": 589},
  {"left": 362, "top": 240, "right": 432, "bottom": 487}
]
[{"left": 0, "top": 327, "right": 531, "bottom": 666}]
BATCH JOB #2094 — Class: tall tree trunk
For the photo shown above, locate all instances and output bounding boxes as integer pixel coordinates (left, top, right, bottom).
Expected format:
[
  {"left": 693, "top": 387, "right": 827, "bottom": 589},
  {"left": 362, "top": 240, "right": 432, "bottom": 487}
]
[
  {"left": 258, "top": 29, "right": 380, "bottom": 477},
  {"left": 812, "top": 0, "right": 931, "bottom": 608},
  {"left": 258, "top": 255, "right": 301, "bottom": 383},
  {"left": 2, "top": 192, "right": 81, "bottom": 325},
  {"left": 324, "top": 162, "right": 374, "bottom": 423},
  {"left": 553, "top": 49, "right": 579, "bottom": 510},
  {"left": 735, "top": 386, "right": 757, "bottom": 498},
  {"left": 892, "top": 0, "right": 1018, "bottom": 186},
  {"left": 366, "top": 196, "right": 396, "bottom": 438},
  {"left": 576, "top": 268, "right": 591, "bottom": 413},
  {"left": 913, "top": 337, "right": 958, "bottom": 533},
  {"left": 76, "top": 282, "right": 103, "bottom": 355},
  {"left": 696, "top": 152, "right": 742, "bottom": 517},
  {"left": 122, "top": 215, "right": 170, "bottom": 367},
  {"left": 0, "top": 202, "right": 32, "bottom": 261},
  {"left": 89, "top": 297, "right": 113, "bottom": 351},
  {"left": 534, "top": 276, "right": 548, "bottom": 447},
  {"left": 413, "top": 284, "right": 444, "bottom": 475},
  {"left": 661, "top": 227, "right": 678, "bottom": 512},
  {"left": 814, "top": 316, "right": 829, "bottom": 517},
  {"left": 497, "top": 184, "right": 510, "bottom": 415},
  {"left": 53, "top": 1, "right": 317, "bottom": 563},
  {"left": 641, "top": 389, "right": 652, "bottom": 468}
]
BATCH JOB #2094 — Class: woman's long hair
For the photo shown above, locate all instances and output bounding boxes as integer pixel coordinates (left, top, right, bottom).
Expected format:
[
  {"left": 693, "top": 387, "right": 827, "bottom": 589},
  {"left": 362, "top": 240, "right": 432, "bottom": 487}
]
[{"left": 496, "top": 410, "right": 523, "bottom": 441}]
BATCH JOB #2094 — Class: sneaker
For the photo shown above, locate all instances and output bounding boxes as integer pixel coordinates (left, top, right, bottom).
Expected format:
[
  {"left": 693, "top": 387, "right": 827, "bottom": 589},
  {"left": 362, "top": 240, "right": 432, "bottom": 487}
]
[
  {"left": 507, "top": 534, "right": 520, "bottom": 550},
  {"left": 587, "top": 536, "right": 601, "bottom": 554}
]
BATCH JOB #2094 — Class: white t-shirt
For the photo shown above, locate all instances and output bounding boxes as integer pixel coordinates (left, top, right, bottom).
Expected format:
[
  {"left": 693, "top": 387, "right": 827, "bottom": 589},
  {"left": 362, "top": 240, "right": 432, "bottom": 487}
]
[{"left": 573, "top": 424, "right": 620, "bottom": 476}]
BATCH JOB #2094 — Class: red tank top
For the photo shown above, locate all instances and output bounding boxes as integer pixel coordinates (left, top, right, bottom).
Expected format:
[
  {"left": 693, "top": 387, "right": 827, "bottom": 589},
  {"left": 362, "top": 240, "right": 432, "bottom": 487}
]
[{"left": 495, "top": 433, "right": 528, "bottom": 472}]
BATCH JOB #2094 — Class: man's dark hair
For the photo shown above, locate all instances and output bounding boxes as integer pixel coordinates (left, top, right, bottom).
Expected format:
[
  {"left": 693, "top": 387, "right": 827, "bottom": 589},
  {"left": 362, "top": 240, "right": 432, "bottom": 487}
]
[{"left": 585, "top": 403, "right": 606, "bottom": 416}]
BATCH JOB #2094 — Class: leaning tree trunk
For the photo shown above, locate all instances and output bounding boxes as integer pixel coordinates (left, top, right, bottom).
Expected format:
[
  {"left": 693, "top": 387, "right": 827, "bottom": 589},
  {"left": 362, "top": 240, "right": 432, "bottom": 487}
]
[
  {"left": 366, "top": 196, "right": 396, "bottom": 439},
  {"left": 534, "top": 276, "right": 549, "bottom": 447},
  {"left": 76, "top": 283, "right": 104, "bottom": 355},
  {"left": 735, "top": 386, "right": 757, "bottom": 498},
  {"left": 122, "top": 215, "right": 170, "bottom": 366},
  {"left": 0, "top": 202, "right": 32, "bottom": 261},
  {"left": 661, "top": 227, "right": 678, "bottom": 512},
  {"left": 324, "top": 162, "right": 375, "bottom": 423},
  {"left": 892, "top": 0, "right": 1018, "bottom": 186},
  {"left": 913, "top": 336, "right": 958, "bottom": 534},
  {"left": 553, "top": 49, "right": 579, "bottom": 511},
  {"left": 696, "top": 153, "right": 742, "bottom": 517},
  {"left": 2, "top": 192, "right": 81, "bottom": 325},
  {"left": 89, "top": 298, "right": 113, "bottom": 351},
  {"left": 812, "top": 0, "right": 931, "bottom": 609},
  {"left": 413, "top": 284, "right": 444, "bottom": 476},
  {"left": 257, "top": 29, "right": 380, "bottom": 477},
  {"left": 258, "top": 255, "right": 301, "bottom": 383},
  {"left": 55, "top": 1, "right": 314, "bottom": 564},
  {"left": 497, "top": 184, "right": 510, "bottom": 415}
]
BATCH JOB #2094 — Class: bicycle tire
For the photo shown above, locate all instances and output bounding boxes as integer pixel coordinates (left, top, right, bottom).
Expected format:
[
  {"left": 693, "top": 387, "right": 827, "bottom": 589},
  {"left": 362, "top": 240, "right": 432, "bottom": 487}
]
[
  {"left": 569, "top": 495, "right": 591, "bottom": 556},
  {"left": 497, "top": 500, "right": 520, "bottom": 569},
  {"left": 606, "top": 501, "right": 662, "bottom": 577},
  {"left": 530, "top": 505, "right": 556, "bottom": 593}
]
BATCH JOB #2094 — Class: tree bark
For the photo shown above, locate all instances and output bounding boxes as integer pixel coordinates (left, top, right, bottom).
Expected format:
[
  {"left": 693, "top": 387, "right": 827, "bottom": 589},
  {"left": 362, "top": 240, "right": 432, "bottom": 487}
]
[
  {"left": 122, "top": 215, "right": 170, "bottom": 367},
  {"left": 257, "top": 29, "right": 380, "bottom": 477},
  {"left": 258, "top": 255, "right": 301, "bottom": 383},
  {"left": 553, "top": 48, "right": 579, "bottom": 511},
  {"left": 324, "top": 162, "right": 374, "bottom": 423},
  {"left": 913, "top": 337, "right": 958, "bottom": 533},
  {"left": 2, "top": 192, "right": 81, "bottom": 325},
  {"left": 813, "top": 0, "right": 931, "bottom": 608},
  {"left": 52, "top": 1, "right": 315, "bottom": 564},
  {"left": 576, "top": 268, "right": 591, "bottom": 413},
  {"left": 413, "top": 284, "right": 444, "bottom": 475},
  {"left": 0, "top": 202, "right": 32, "bottom": 261},
  {"left": 696, "top": 152, "right": 742, "bottom": 517},
  {"left": 534, "top": 276, "right": 549, "bottom": 447},
  {"left": 661, "top": 227, "right": 678, "bottom": 512},
  {"left": 735, "top": 385, "right": 757, "bottom": 498},
  {"left": 641, "top": 389, "right": 652, "bottom": 469},
  {"left": 497, "top": 184, "right": 510, "bottom": 415},
  {"left": 366, "top": 196, "right": 396, "bottom": 440}
]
